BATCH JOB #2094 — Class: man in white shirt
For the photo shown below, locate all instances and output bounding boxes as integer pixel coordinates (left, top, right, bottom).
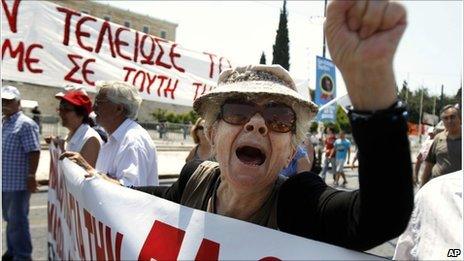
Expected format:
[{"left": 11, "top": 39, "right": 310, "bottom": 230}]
[
  {"left": 63, "top": 81, "right": 158, "bottom": 186},
  {"left": 394, "top": 171, "right": 463, "bottom": 260}
]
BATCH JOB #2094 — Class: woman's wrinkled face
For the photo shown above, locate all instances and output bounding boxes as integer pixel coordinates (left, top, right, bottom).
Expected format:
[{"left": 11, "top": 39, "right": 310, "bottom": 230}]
[{"left": 209, "top": 98, "right": 296, "bottom": 192}]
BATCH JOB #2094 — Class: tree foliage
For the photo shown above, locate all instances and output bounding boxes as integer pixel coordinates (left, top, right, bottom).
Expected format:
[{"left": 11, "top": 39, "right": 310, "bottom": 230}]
[
  {"left": 259, "top": 52, "right": 267, "bottom": 65},
  {"left": 272, "top": 0, "right": 290, "bottom": 70},
  {"left": 398, "top": 80, "right": 461, "bottom": 123},
  {"left": 336, "top": 105, "right": 351, "bottom": 133},
  {"left": 151, "top": 109, "right": 199, "bottom": 124}
]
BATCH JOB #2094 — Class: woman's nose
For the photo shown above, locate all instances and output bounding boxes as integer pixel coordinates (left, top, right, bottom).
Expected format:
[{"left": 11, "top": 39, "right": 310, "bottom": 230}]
[{"left": 244, "top": 113, "right": 268, "bottom": 135}]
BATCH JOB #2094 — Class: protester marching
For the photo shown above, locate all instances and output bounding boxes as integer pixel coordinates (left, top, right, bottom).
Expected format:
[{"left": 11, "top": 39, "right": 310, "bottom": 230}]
[{"left": 2, "top": 0, "right": 462, "bottom": 260}]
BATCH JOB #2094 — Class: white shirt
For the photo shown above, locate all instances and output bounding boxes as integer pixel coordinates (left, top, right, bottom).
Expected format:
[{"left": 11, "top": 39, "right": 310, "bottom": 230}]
[
  {"left": 394, "top": 171, "right": 463, "bottom": 260},
  {"left": 65, "top": 123, "right": 103, "bottom": 152},
  {"left": 96, "top": 118, "right": 159, "bottom": 186},
  {"left": 418, "top": 138, "right": 434, "bottom": 160}
]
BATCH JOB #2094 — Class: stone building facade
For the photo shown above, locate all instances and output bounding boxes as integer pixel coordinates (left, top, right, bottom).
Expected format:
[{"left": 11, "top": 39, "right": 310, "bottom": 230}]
[{"left": 3, "top": 0, "right": 192, "bottom": 122}]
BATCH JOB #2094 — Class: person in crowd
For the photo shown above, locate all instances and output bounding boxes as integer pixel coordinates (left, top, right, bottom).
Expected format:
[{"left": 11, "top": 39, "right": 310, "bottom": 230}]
[
  {"left": 302, "top": 135, "right": 316, "bottom": 172},
  {"left": 31, "top": 106, "right": 42, "bottom": 134},
  {"left": 413, "top": 125, "right": 444, "bottom": 185},
  {"left": 319, "top": 126, "right": 336, "bottom": 183},
  {"left": 394, "top": 170, "right": 462, "bottom": 260},
  {"left": 63, "top": 0, "right": 413, "bottom": 251},
  {"left": 63, "top": 81, "right": 159, "bottom": 186},
  {"left": 333, "top": 131, "right": 351, "bottom": 187},
  {"left": 185, "top": 117, "right": 212, "bottom": 162},
  {"left": 56, "top": 91, "right": 102, "bottom": 167},
  {"left": 279, "top": 144, "right": 312, "bottom": 177},
  {"left": 421, "top": 105, "right": 462, "bottom": 187},
  {"left": 2, "top": 86, "right": 41, "bottom": 261},
  {"left": 89, "top": 111, "right": 108, "bottom": 143}
]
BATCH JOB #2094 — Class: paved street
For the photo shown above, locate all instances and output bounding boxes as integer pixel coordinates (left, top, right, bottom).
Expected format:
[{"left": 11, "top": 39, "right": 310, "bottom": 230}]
[{"left": 2, "top": 149, "right": 398, "bottom": 260}]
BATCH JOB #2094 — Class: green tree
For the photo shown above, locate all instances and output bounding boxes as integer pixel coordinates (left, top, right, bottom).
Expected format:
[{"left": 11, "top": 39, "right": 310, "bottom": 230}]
[
  {"left": 151, "top": 108, "right": 167, "bottom": 122},
  {"left": 323, "top": 121, "right": 340, "bottom": 133},
  {"left": 309, "top": 121, "right": 318, "bottom": 133},
  {"left": 272, "top": 0, "right": 290, "bottom": 70},
  {"left": 309, "top": 88, "right": 316, "bottom": 102},
  {"left": 336, "top": 105, "right": 351, "bottom": 133},
  {"left": 259, "top": 52, "right": 267, "bottom": 64}
]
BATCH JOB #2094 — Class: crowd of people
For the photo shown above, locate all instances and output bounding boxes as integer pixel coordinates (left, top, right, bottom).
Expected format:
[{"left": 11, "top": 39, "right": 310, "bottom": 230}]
[{"left": 2, "top": 0, "right": 462, "bottom": 260}]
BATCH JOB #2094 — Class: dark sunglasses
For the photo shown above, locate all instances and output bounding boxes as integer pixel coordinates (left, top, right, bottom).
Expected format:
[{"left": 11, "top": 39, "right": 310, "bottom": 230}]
[
  {"left": 197, "top": 126, "right": 204, "bottom": 131},
  {"left": 441, "top": 114, "right": 457, "bottom": 121},
  {"left": 58, "top": 102, "right": 75, "bottom": 112},
  {"left": 219, "top": 100, "right": 296, "bottom": 133}
]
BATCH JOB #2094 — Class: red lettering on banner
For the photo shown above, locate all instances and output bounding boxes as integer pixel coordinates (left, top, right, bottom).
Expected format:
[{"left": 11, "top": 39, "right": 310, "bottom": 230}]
[
  {"left": 219, "top": 56, "right": 232, "bottom": 73},
  {"left": 84, "top": 209, "right": 95, "bottom": 260},
  {"left": 65, "top": 54, "right": 84, "bottom": 84},
  {"left": 163, "top": 78, "right": 178, "bottom": 99},
  {"left": 204, "top": 52, "right": 217, "bottom": 78},
  {"left": 56, "top": 7, "right": 81, "bottom": 46},
  {"left": 154, "top": 38, "right": 171, "bottom": 69},
  {"left": 204, "top": 52, "right": 232, "bottom": 78},
  {"left": 140, "top": 35, "right": 155, "bottom": 65},
  {"left": 56, "top": 10, "right": 192, "bottom": 73},
  {"left": 64, "top": 54, "right": 95, "bottom": 86},
  {"left": 123, "top": 66, "right": 136, "bottom": 81},
  {"left": 124, "top": 67, "right": 178, "bottom": 99},
  {"left": 195, "top": 238, "right": 220, "bottom": 261},
  {"left": 2, "top": 0, "right": 21, "bottom": 33},
  {"left": 192, "top": 82, "right": 213, "bottom": 100},
  {"left": 74, "top": 201, "right": 86, "bottom": 260},
  {"left": 139, "top": 220, "right": 222, "bottom": 260},
  {"left": 76, "top": 16, "right": 97, "bottom": 52},
  {"left": 170, "top": 44, "right": 185, "bottom": 73},
  {"left": 156, "top": 75, "right": 168, "bottom": 97},
  {"left": 82, "top": 208, "right": 123, "bottom": 261},
  {"left": 94, "top": 221, "right": 106, "bottom": 260},
  {"left": 146, "top": 73, "right": 157, "bottom": 95},
  {"left": 2, "top": 40, "right": 43, "bottom": 73},
  {"left": 95, "top": 21, "right": 116, "bottom": 58},
  {"left": 115, "top": 27, "right": 131, "bottom": 61},
  {"left": 138, "top": 221, "right": 185, "bottom": 261},
  {"left": 24, "top": 43, "right": 43, "bottom": 73},
  {"left": 133, "top": 31, "right": 140, "bottom": 63},
  {"left": 133, "top": 70, "right": 146, "bottom": 92}
]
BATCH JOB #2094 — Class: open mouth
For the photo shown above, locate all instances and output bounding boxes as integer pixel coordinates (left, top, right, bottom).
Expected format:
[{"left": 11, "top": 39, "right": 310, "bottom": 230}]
[{"left": 236, "top": 146, "right": 266, "bottom": 166}]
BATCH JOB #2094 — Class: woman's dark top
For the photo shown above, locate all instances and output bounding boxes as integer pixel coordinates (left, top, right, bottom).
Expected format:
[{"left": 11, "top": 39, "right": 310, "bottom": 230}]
[{"left": 136, "top": 109, "right": 414, "bottom": 251}]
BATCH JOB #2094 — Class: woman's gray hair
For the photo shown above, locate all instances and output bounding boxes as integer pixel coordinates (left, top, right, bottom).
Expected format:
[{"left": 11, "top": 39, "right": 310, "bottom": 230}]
[{"left": 96, "top": 81, "right": 142, "bottom": 120}]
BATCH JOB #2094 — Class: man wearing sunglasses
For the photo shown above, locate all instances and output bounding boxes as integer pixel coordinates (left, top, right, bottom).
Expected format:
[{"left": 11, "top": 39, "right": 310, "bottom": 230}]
[
  {"left": 65, "top": 0, "right": 414, "bottom": 252},
  {"left": 420, "top": 104, "right": 462, "bottom": 187}
]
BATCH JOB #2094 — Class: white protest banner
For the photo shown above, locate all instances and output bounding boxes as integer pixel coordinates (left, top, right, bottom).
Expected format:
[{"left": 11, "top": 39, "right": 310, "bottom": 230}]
[
  {"left": 2, "top": 0, "right": 232, "bottom": 107},
  {"left": 47, "top": 157, "right": 381, "bottom": 260}
]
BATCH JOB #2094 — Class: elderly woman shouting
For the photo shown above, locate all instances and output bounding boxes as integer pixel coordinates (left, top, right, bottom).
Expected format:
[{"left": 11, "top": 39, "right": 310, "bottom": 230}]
[{"left": 63, "top": 0, "right": 413, "bottom": 251}]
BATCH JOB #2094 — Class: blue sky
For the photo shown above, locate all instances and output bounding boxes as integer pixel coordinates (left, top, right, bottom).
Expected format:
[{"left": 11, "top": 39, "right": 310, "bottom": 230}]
[{"left": 105, "top": 1, "right": 463, "bottom": 97}]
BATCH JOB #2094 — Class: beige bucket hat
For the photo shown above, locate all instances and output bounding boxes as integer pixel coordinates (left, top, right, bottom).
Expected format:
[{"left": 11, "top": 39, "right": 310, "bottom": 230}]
[{"left": 193, "top": 64, "right": 318, "bottom": 123}]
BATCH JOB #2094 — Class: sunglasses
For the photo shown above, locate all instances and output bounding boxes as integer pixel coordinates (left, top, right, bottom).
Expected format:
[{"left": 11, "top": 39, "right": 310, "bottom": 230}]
[
  {"left": 219, "top": 100, "right": 296, "bottom": 133},
  {"left": 441, "top": 114, "right": 457, "bottom": 121},
  {"left": 58, "top": 102, "right": 75, "bottom": 112},
  {"left": 197, "top": 126, "right": 204, "bottom": 131}
]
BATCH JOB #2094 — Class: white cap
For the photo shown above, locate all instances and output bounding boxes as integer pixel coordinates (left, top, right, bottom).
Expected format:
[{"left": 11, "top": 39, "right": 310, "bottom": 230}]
[
  {"left": 1, "top": 85, "right": 21, "bottom": 100},
  {"left": 55, "top": 84, "right": 88, "bottom": 98}
]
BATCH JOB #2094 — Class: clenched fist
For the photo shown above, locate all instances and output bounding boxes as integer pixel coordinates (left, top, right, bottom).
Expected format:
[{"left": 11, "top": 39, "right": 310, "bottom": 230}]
[{"left": 325, "top": 0, "right": 407, "bottom": 110}]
